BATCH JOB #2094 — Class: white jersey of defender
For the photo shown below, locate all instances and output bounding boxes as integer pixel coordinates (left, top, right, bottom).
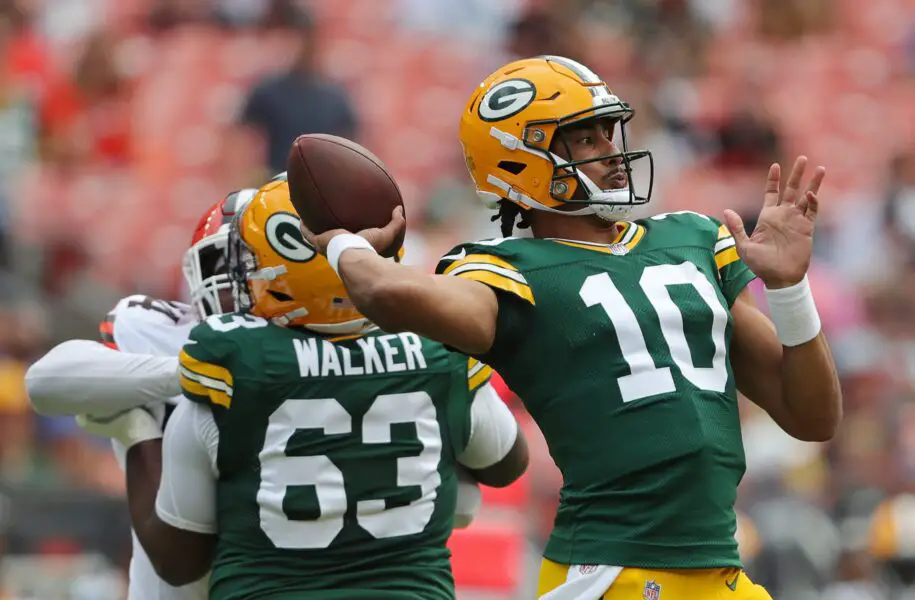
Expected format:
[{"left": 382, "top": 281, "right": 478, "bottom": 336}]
[{"left": 103, "top": 295, "right": 208, "bottom": 600}]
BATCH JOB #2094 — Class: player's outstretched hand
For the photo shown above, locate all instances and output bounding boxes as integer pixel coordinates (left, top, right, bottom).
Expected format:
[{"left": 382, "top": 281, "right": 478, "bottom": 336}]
[
  {"left": 722, "top": 156, "right": 825, "bottom": 289},
  {"left": 302, "top": 206, "right": 406, "bottom": 258}
]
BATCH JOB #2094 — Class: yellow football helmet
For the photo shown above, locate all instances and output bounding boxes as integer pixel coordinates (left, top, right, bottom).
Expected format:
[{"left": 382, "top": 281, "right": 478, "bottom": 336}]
[
  {"left": 227, "top": 178, "right": 372, "bottom": 334},
  {"left": 459, "top": 55, "right": 653, "bottom": 222}
]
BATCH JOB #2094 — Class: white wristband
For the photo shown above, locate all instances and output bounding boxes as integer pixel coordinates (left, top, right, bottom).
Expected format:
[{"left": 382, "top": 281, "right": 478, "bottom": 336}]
[
  {"left": 764, "top": 275, "right": 822, "bottom": 347},
  {"left": 326, "top": 234, "right": 377, "bottom": 276}
]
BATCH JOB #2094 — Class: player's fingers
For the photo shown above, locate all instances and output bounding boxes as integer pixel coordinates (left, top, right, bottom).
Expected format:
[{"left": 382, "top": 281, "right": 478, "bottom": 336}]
[
  {"left": 763, "top": 163, "right": 780, "bottom": 207},
  {"left": 782, "top": 156, "right": 807, "bottom": 205},
  {"left": 300, "top": 222, "right": 318, "bottom": 246},
  {"left": 723, "top": 209, "right": 750, "bottom": 250},
  {"left": 804, "top": 191, "right": 819, "bottom": 222},
  {"left": 383, "top": 207, "right": 406, "bottom": 237},
  {"left": 804, "top": 166, "right": 826, "bottom": 197}
]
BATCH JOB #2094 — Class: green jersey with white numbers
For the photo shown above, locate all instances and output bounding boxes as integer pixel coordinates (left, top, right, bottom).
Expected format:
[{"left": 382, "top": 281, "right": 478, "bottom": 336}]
[
  {"left": 178, "top": 317, "right": 491, "bottom": 600},
  {"left": 436, "top": 211, "right": 756, "bottom": 569}
]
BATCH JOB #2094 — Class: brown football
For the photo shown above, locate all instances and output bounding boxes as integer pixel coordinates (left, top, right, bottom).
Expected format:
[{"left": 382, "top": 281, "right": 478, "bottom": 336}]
[{"left": 286, "top": 134, "right": 405, "bottom": 257}]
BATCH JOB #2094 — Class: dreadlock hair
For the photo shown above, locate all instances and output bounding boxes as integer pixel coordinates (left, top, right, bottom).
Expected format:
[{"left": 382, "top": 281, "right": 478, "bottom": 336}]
[{"left": 492, "top": 200, "right": 531, "bottom": 238}]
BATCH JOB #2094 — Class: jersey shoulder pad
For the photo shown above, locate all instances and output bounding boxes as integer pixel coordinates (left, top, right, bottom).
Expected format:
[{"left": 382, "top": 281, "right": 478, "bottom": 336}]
[
  {"left": 645, "top": 209, "right": 719, "bottom": 234},
  {"left": 178, "top": 315, "right": 267, "bottom": 409},
  {"left": 182, "top": 313, "right": 271, "bottom": 360},
  {"left": 644, "top": 211, "right": 746, "bottom": 279},
  {"left": 435, "top": 238, "right": 535, "bottom": 305},
  {"left": 644, "top": 210, "right": 726, "bottom": 246},
  {"left": 100, "top": 295, "right": 195, "bottom": 353}
]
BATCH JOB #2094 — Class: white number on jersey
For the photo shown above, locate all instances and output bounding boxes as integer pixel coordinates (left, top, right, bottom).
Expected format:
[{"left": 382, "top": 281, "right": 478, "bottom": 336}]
[
  {"left": 204, "top": 314, "right": 269, "bottom": 333},
  {"left": 579, "top": 262, "right": 729, "bottom": 403},
  {"left": 257, "top": 392, "right": 442, "bottom": 549}
]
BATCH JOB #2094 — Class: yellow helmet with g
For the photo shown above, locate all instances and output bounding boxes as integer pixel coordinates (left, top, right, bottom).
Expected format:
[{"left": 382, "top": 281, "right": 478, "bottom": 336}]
[
  {"left": 227, "top": 177, "right": 372, "bottom": 334},
  {"left": 459, "top": 55, "right": 653, "bottom": 223}
]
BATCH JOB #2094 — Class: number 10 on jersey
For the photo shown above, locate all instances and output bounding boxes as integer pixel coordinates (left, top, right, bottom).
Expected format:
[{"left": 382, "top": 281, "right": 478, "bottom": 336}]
[{"left": 579, "top": 262, "right": 729, "bottom": 404}]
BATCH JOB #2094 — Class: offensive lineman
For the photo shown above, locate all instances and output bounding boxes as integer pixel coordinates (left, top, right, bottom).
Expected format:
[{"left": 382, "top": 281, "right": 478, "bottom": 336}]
[
  {"left": 26, "top": 189, "right": 258, "bottom": 600},
  {"left": 296, "top": 56, "right": 843, "bottom": 599},
  {"left": 77, "top": 177, "right": 528, "bottom": 599}
]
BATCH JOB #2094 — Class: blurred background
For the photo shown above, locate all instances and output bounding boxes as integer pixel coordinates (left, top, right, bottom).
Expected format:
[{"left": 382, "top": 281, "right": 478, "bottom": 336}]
[{"left": 1, "top": 0, "right": 915, "bottom": 597}]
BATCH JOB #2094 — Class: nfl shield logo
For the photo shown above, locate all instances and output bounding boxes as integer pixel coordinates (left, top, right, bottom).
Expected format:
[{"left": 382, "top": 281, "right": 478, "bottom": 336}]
[
  {"left": 609, "top": 243, "right": 629, "bottom": 256},
  {"left": 643, "top": 580, "right": 662, "bottom": 600}
]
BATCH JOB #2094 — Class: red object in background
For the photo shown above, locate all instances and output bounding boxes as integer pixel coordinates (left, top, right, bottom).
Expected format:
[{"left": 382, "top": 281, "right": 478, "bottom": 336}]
[
  {"left": 480, "top": 470, "right": 531, "bottom": 509},
  {"left": 37, "top": 537, "right": 83, "bottom": 556},
  {"left": 449, "top": 523, "right": 524, "bottom": 592},
  {"left": 2, "top": 30, "right": 53, "bottom": 93},
  {"left": 40, "top": 78, "right": 134, "bottom": 164},
  {"left": 491, "top": 372, "right": 513, "bottom": 401}
]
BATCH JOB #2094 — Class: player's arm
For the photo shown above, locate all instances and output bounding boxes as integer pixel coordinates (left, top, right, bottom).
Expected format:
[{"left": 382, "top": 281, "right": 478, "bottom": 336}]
[
  {"left": 75, "top": 401, "right": 215, "bottom": 586},
  {"left": 124, "top": 400, "right": 217, "bottom": 587},
  {"left": 341, "top": 251, "right": 499, "bottom": 355},
  {"left": 303, "top": 210, "right": 500, "bottom": 356},
  {"left": 25, "top": 340, "right": 180, "bottom": 416},
  {"left": 457, "top": 381, "right": 529, "bottom": 487},
  {"left": 730, "top": 288, "right": 841, "bottom": 442}
]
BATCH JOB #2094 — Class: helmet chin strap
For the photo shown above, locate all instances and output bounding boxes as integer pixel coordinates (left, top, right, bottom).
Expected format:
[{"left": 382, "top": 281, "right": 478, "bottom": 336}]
[
  {"left": 484, "top": 174, "right": 635, "bottom": 223},
  {"left": 482, "top": 131, "right": 636, "bottom": 223}
]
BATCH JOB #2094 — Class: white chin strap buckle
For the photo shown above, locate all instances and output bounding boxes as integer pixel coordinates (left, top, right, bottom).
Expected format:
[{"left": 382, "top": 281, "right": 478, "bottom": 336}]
[{"left": 250, "top": 265, "right": 288, "bottom": 281}]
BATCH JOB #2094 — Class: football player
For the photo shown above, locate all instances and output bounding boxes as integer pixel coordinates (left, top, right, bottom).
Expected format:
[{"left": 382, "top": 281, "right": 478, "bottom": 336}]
[
  {"left": 77, "top": 177, "right": 528, "bottom": 599},
  {"left": 296, "top": 56, "right": 843, "bottom": 599},
  {"left": 26, "top": 189, "right": 257, "bottom": 600}
]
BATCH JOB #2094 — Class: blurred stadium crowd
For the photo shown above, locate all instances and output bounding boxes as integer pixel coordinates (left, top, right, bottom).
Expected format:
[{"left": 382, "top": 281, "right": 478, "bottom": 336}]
[{"left": 2, "top": 0, "right": 915, "bottom": 598}]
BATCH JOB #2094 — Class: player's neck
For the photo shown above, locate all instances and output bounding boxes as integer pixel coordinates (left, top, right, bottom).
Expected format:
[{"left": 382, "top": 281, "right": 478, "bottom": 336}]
[{"left": 529, "top": 210, "right": 621, "bottom": 244}]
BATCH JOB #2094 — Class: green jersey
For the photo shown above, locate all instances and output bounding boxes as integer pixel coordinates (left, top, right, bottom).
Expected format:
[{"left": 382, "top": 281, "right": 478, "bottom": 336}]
[
  {"left": 178, "top": 317, "right": 491, "bottom": 600},
  {"left": 436, "top": 210, "right": 756, "bottom": 569}
]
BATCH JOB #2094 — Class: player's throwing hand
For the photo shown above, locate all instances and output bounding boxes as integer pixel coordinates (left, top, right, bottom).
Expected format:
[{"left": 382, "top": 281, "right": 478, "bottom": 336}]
[
  {"left": 301, "top": 206, "right": 406, "bottom": 257},
  {"left": 723, "top": 156, "right": 826, "bottom": 289}
]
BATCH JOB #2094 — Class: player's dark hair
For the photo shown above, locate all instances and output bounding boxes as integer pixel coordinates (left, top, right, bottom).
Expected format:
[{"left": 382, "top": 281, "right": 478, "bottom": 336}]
[{"left": 493, "top": 200, "right": 531, "bottom": 237}]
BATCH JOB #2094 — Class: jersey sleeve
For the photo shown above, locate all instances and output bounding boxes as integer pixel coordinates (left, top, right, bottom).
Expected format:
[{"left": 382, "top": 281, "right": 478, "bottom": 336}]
[
  {"left": 436, "top": 241, "right": 535, "bottom": 363},
  {"left": 178, "top": 320, "right": 237, "bottom": 410},
  {"left": 155, "top": 399, "right": 219, "bottom": 534},
  {"left": 100, "top": 295, "right": 195, "bottom": 355},
  {"left": 710, "top": 219, "right": 757, "bottom": 306},
  {"left": 457, "top": 382, "right": 519, "bottom": 470},
  {"left": 435, "top": 241, "right": 535, "bottom": 305},
  {"left": 446, "top": 355, "right": 497, "bottom": 458}
]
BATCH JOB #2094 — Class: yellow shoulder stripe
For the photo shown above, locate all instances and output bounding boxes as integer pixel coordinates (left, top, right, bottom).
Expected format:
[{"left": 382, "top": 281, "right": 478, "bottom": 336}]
[
  {"left": 442, "top": 253, "right": 534, "bottom": 304},
  {"left": 715, "top": 247, "right": 740, "bottom": 270},
  {"left": 178, "top": 350, "right": 233, "bottom": 408},
  {"left": 467, "top": 358, "right": 493, "bottom": 392},
  {"left": 453, "top": 270, "right": 534, "bottom": 305},
  {"left": 714, "top": 226, "right": 740, "bottom": 269},
  {"left": 443, "top": 253, "right": 518, "bottom": 275}
]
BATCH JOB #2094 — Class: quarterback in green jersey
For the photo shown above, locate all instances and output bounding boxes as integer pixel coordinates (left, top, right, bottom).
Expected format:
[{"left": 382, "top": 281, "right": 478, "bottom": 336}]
[
  {"left": 80, "top": 179, "right": 528, "bottom": 600},
  {"left": 298, "top": 56, "right": 843, "bottom": 600}
]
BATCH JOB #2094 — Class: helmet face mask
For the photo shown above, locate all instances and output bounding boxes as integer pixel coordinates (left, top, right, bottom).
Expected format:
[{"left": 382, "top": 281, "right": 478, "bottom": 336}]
[
  {"left": 183, "top": 230, "right": 233, "bottom": 318},
  {"left": 544, "top": 112, "right": 654, "bottom": 213},
  {"left": 460, "top": 55, "right": 655, "bottom": 223},
  {"left": 183, "top": 188, "right": 259, "bottom": 320},
  {"left": 227, "top": 219, "right": 256, "bottom": 316}
]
